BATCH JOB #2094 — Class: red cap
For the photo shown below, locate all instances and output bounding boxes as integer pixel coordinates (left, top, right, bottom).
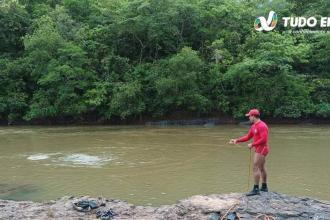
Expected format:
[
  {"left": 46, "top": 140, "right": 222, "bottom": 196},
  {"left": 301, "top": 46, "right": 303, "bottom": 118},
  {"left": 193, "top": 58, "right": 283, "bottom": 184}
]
[{"left": 245, "top": 109, "right": 260, "bottom": 117}]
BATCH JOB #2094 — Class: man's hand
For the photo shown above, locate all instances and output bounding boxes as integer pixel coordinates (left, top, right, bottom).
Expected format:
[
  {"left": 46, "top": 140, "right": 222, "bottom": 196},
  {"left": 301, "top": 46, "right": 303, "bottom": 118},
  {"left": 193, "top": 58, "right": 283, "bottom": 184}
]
[
  {"left": 248, "top": 143, "right": 253, "bottom": 149},
  {"left": 229, "top": 139, "right": 237, "bottom": 144}
]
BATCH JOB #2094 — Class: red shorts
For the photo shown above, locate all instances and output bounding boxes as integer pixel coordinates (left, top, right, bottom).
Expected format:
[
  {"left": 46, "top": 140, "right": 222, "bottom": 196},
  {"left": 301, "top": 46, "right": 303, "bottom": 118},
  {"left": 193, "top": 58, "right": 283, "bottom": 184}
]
[{"left": 255, "top": 146, "right": 269, "bottom": 156}]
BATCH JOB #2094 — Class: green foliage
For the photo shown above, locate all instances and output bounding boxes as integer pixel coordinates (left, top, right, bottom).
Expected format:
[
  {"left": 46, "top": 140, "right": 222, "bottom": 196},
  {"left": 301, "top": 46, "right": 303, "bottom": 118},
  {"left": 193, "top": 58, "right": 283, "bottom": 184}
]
[
  {"left": 154, "top": 47, "right": 210, "bottom": 115},
  {"left": 0, "top": 57, "right": 31, "bottom": 123},
  {"left": 0, "top": 0, "right": 329, "bottom": 123},
  {"left": 108, "top": 81, "right": 145, "bottom": 119},
  {"left": 63, "top": 0, "right": 92, "bottom": 22},
  {"left": 23, "top": 15, "right": 96, "bottom": 121},
  {"left": 315, "top": 103, "right": 330, "bottom": 118},
  {"left": 0, "top": 0, "right": 30, "bottom": 55},
  {"left": 223, "top": 33, "right": 314, "bottom": 118}
]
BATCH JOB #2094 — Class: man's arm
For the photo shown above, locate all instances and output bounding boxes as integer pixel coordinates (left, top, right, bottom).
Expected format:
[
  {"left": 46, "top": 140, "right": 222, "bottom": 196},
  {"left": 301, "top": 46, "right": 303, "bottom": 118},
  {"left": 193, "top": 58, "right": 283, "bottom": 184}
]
[
  {"left": 236, "top": 128, "right": 254, "bottom": 143},
  {"left": 229, "top": 127, "right": 253, "bottom": 144}
]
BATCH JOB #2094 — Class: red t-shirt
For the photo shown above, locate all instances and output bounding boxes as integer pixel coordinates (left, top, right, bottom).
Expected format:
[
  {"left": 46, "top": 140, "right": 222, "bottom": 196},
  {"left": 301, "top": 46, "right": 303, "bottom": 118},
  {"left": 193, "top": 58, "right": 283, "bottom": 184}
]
[{"left": 237, "top": 120, "right": 269, "bottom": 148}]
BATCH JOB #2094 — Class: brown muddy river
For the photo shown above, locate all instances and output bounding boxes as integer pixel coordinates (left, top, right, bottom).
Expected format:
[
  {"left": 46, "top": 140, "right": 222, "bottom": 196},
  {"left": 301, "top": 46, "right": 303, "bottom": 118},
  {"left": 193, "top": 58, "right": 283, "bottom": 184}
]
[{"left": 0, "top": 124, "right": 329, "bottom": 206}]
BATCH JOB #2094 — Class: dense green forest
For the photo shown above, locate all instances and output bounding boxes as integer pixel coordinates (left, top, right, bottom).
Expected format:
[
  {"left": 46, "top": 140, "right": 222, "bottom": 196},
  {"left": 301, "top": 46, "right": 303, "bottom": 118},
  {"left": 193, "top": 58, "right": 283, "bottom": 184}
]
[{"left": 0, "top": 0, "right": 329, "bottom": 124}]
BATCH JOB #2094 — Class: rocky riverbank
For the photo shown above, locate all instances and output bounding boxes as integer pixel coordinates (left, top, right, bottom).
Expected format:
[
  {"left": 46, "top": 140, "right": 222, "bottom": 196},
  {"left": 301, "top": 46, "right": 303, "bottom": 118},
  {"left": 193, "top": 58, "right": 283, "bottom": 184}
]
[{"left": 1, "top": 192, "right": 329, "bottom": 219}]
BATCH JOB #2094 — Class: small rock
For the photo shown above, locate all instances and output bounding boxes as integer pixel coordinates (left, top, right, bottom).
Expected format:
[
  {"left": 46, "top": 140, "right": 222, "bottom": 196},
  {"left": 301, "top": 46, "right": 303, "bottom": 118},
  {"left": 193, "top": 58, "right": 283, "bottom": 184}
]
[{"left": 208, "top": 212, "right": 221, "bottom": 220}]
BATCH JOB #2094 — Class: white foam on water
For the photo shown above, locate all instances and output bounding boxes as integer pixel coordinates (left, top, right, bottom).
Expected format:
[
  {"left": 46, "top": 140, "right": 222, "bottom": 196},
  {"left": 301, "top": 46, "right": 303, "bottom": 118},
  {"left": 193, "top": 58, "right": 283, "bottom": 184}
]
[
  {"left": 56, "top": 153, "right": 114, "bottom": 167},
  {"left": 27, "top": 154, "right": 50, "bottom": 160},
  {"left": 26, "top": 153, "right": 62, "bottom": 161},
  {"left": 26, "top": 152, "right": 115, "bottom": 167}
]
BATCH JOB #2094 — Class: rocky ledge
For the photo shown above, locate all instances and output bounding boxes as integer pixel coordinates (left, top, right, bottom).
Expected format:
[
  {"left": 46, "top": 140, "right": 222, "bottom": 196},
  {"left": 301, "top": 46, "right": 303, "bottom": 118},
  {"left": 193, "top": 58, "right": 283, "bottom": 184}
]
[{"left": 1, "top": 192, "right": 329, "bottom": 219}]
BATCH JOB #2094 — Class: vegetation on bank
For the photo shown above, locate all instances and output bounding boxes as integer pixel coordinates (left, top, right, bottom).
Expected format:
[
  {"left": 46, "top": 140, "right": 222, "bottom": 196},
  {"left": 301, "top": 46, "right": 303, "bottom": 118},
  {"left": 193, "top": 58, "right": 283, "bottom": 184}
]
[{"left": 0, "top": 0, "right": 329, "bottom": 124}]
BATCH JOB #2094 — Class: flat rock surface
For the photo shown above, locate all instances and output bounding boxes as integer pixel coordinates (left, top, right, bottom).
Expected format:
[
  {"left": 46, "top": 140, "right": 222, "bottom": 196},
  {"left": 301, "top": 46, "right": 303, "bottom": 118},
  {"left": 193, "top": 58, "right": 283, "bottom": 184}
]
[{"left": 1, "top": 192, "right": 329, "bottom": 219}]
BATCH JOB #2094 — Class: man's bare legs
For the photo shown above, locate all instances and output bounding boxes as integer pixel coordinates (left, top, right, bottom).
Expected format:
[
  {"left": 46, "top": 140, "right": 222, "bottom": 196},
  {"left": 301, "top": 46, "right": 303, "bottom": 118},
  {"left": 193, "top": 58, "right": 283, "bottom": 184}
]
[
  {"left": 246, "top": 152, "right": 262, "bottom": 196},
  {"left": 253, "top": 152, "right": 267, "bottom": 184},
  {"left": 253, "top": 153, "right": 262, "bottom": 185},
  {"left": 246, "top": 152, "right": 268, "bottom": 195},
  {"left": 259, "top": 154, "right": 268, "bottom": 191},
  {"left": 259, "top": 154, "right": 267, "bottom": 184}
]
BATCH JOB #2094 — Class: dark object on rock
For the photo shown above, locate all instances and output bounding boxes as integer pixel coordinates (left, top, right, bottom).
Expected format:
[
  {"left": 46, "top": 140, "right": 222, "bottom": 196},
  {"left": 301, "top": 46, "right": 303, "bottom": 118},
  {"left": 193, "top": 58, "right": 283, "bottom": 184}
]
[
  {"left": 260, "top": 188, "right": 268, "bottom": 192},
  {"left": 227, "top": 212, "right": 239, "bottom": 220},
  {"left": 208, "top": 212, "right": 221, "bottom": 220},
  {"left": 73, "top": 200, "right": 99, "bottom": 212},
  {"left": 96, "top": 209, "right": 117, "bottom": 220},
  {"left": 246, "top": 186, "right": 260, "bottom": 196},
  {"left": 260, "top": 184, "right": 268, "bottom": 192},
  {"left": 260, "top": 187, "right": 268, "bottom": 192}
]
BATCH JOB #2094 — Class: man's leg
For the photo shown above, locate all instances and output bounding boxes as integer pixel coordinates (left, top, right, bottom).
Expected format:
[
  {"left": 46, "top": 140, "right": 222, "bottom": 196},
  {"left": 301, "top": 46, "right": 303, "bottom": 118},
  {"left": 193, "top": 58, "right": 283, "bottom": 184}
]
[
  {"left": 253, "top": 153, "right": 262, "bottom": 186},
  {"left": 246, "top": 152, "right": 262, "bottom": 196},
  {"left": 259, "top": 155, "right": 267, "bottom": 183},
  {"left": 259, "top": 154, "right": 268, "bottom": 192}
]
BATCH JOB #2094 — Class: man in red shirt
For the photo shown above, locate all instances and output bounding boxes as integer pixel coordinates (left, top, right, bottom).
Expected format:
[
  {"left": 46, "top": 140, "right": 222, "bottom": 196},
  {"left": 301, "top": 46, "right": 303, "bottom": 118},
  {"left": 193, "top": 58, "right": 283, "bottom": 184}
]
[{"left": 229, "top": 109, "right": 269, "bottom": 196}]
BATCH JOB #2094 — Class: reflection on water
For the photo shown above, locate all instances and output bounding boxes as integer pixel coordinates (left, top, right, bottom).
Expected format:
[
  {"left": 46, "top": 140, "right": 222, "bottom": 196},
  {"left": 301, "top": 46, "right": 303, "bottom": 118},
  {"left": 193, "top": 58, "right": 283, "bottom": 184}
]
[{"left": 0, "top": 125, "right": 329, "bottom": 206}]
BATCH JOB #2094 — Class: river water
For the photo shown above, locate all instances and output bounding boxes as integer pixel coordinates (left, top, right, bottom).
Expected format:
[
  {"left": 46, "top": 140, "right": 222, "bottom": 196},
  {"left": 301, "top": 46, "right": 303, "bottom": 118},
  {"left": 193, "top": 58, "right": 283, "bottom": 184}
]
[{"left": 0, "top": 124, "right": 329, "bottom": 206}]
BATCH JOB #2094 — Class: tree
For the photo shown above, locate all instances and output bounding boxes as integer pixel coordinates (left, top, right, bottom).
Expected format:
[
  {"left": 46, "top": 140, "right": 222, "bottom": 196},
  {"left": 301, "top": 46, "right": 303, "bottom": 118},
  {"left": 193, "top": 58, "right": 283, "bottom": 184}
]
[
  {"left": 154, "top": 47, "right": 211, "bottom": 116},
  {"left": 222, "top": 32, "right": 313, "bottom": 118},
  {"left": 0, "top": 0, "right": 30, "bottom": 55},
  {"left": 23, "top": 16, "right": 96, "bottom": 121},
  {"left": 0, "top": 0, "right": 329, "bottom": 123}
]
